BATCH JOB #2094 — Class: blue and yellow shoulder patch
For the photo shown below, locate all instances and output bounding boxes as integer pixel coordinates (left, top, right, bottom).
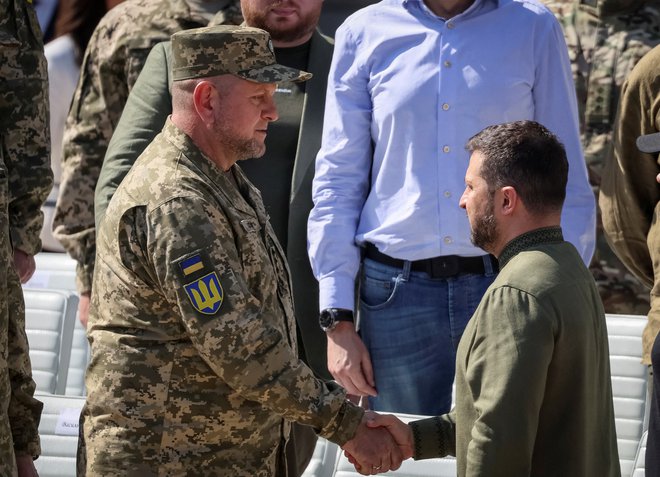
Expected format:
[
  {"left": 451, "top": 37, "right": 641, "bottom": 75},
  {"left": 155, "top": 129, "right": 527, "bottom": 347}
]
[{"left": 178, "top": 252, "right": 224, "bottom": 315}]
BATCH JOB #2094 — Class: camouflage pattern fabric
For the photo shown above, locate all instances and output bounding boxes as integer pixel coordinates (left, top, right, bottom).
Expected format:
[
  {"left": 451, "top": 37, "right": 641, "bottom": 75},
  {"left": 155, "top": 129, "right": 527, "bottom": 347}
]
[
  {"left": 81, "top": 120, "right": 363, "bottom": 476},
  {"left": 0, "top": 0, "right": 51, "bottom": 473},
  {"left": 52, "top": 0, "right": 242, "bottom": 295},
  {"left": 171, "top": 25, "right": 312, "bottom": 83},
  {"left": 560, "top": 0, "right": 660, "bottom": 314}
]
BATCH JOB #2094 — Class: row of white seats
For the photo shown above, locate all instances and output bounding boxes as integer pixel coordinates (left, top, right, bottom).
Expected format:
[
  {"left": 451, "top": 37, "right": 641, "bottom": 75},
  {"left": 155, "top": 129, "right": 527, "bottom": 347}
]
[
  {"left": 24, "top": 253, "right": 88, "bottom": 396},
  {"left": 24, "top": 253, "right": 652, "bottom": 476}
]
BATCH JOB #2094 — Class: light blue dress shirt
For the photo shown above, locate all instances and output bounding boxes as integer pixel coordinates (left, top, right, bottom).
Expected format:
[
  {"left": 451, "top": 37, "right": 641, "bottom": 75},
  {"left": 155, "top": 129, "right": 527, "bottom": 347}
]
[{"left": 308, "top": 0, "right": 596, "bottom": 311}]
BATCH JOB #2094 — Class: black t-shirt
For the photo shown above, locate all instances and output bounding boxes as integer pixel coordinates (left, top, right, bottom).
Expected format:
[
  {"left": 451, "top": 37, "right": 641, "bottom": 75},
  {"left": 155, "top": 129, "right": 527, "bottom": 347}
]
[{"left": 239, "top": 41, "right": 310, "bottom": 250}]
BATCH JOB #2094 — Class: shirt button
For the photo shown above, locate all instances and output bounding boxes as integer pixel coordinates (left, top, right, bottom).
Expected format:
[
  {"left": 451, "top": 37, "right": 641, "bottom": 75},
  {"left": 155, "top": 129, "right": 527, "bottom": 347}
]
[
  {"left": 442, "top": 103, "right": 450, "bottom": 111},
  {"left": 444, "top": 191, "right": 452, "bottom": 198},
  {"left": 443, "top": 60, "right": 452, "bottom": 68},
  {"left": 444, "top": 236, "right": 453, "bottom": 244},
  {"left": 447, "top": 22, "right": 455, "bottom": 29},
  {"left": 442, "top": 145, "right": 450, "bottom": 153}
]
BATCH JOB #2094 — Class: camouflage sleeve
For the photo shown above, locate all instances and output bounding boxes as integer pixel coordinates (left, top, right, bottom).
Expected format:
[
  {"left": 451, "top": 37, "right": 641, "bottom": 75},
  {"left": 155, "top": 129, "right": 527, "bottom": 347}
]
[
  {"left": 95, "top": 41, "right": 173, "bottom": 229},
  {"left": 600, "top": 49, "right": 660, "bottom": 290},
  {"left": 143, "top": 196, "right": 363, "bottom": 445},
  {"left": 7, "top": 267, "right": 42, "bottom": 458},
  {"left": 2, "top": 0, "right": 52, "bottom": 256},
  {"left": 52, "top": 24, "right": 152, "bottom": 293}
]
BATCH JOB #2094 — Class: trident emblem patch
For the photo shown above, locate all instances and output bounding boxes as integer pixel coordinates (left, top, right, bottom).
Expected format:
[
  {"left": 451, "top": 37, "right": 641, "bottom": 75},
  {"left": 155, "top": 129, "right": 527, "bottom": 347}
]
[{"left": 184, "top": 272, "right": 224, "bottom": 315}]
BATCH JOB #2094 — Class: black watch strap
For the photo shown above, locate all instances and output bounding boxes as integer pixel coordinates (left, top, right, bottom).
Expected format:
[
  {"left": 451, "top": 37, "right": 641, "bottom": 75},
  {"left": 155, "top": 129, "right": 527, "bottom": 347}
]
[{"left": 319, "top": 308, "right": 354, "bottom": 332}]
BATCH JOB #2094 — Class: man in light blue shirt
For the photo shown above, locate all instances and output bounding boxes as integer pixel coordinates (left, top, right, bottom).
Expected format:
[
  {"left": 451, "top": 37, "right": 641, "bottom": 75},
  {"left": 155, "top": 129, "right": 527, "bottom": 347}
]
[{"left": 307, "top": 0, "right": 596, "bottom": 415}]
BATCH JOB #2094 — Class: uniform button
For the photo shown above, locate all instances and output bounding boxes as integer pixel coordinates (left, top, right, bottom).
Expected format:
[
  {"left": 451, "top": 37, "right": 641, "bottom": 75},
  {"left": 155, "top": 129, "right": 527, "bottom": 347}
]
[
  {"left": 444, "top": 190, "right": 452, "bottom": 198},
  {"left": 442, "top": 103, "right": 450, "bottom": 111},
  {"left": 447, "top": 22, "right": 455, "bottom": 29},
  {"left": 444, "top": 236, "right": 453, "bottom": 244},
  {"left": 442, "top": 145, "right": 450, "bottom": 153},
  {"left": 443, "top": 60, "right": 452, "bottom": 68}
]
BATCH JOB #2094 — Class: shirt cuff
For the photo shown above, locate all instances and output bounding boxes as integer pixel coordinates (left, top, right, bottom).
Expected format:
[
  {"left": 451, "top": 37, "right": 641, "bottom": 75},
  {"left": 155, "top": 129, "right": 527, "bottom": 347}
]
[
  {"left": 75, "top": 261, "right": 94, "bottom": 294},
  {"left": 318, "top": 275, "right": 357, "bottom": 311},
  {"left": 410, "top": 415, "right": 456, "bottom": 460}
]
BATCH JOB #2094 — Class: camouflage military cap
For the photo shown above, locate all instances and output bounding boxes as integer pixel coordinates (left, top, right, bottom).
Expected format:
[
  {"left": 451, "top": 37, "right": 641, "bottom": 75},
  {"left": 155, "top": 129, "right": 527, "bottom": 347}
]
[
  {"left": 637, "top": 132, "right": 660, "bottom": 153},
  {"left": 171, "top": 25, "right": 312, "bottom": 83}
]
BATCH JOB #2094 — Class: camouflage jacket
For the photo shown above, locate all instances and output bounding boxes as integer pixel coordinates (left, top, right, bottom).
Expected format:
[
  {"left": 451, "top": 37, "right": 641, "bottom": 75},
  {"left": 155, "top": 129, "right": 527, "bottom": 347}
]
[
  {"left": 600, "top": 45, "right": 660, "bottom": 363},
  {"left": 1, "top": 0, "right": 52, "bottom": 256},
  {"left": 561, "top": 0, "right": 660, "bottom": 188},
  {"left": 560, "top": 0, "right": 660, "bottom": 313},
  {"left": 82, "top": 120, "right": 363, "bottom": 476},
  {"left": 0, "top": 0, "right": 51, "bottom": 469},
  {"left": 52, "top": 0, "right": 242, "bottom": 294}
]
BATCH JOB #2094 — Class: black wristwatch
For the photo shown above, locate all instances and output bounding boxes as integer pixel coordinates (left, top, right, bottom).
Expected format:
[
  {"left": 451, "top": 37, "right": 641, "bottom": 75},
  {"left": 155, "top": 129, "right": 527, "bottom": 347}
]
[{"left": 319, "top": 308, "right": 354, "bottom": 332}]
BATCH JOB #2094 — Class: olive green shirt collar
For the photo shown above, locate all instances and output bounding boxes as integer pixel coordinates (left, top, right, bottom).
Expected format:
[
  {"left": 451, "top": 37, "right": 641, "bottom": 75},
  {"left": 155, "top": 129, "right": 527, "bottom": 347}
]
[{"left": 498, "top": 226, "right": 564, "bottom": 269}]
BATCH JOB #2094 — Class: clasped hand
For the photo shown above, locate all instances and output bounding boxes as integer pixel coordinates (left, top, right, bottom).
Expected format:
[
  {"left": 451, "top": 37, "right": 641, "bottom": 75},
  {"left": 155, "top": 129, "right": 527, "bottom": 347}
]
[{"left": 342, "top": 411, "right": 414, "bottom": 475}]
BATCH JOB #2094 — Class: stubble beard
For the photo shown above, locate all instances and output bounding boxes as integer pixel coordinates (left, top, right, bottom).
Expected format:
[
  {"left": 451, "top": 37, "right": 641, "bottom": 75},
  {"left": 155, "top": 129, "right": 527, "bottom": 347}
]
[
  {"left": 226, "top": 137, "right": 266, "bottom": 162},
  {"left": 243, "top": 2, "right": 320, "bottom": 45},
  {"left": 470, "top": 200, "right": 498, "bottom": 252}
]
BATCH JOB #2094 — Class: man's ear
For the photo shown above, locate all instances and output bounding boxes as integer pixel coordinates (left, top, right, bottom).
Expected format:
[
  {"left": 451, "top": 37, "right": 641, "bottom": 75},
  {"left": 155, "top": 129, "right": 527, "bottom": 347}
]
[
  {"left": 192, "top": 80, "right": 216, "bottom": 125},
  {"left": 499, "top": 186, "right": 518, "bottom": 216}
]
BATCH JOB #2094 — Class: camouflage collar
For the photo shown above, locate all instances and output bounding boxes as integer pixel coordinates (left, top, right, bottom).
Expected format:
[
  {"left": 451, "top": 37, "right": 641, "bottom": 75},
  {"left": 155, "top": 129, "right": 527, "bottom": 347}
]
[{"left": 498, "top": 226, "right": 564, "bottom": 269}]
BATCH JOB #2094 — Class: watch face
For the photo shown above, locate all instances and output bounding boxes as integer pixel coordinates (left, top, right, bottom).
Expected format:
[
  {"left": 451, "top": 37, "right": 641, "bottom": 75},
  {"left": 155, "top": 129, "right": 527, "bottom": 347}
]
[{"left": 319, "top": 310, "right": 335, "bottom": 331}]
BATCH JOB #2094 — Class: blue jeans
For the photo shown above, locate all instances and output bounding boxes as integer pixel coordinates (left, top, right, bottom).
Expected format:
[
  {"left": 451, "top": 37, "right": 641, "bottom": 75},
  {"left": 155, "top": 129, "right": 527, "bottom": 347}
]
[{"left": 358, "top": 257, "right": 497, "bottom": 415}]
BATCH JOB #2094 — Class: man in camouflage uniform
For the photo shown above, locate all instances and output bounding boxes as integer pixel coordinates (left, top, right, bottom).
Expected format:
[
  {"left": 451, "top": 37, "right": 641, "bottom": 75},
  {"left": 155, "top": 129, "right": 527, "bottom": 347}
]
[
  {"left": 52, "top": 0, "right": 243, "bottom": 327},
  {"left": 0, "top": 0, "right": 53, "bottom": 475},
  {"left": 81, "top": 25, "right": 405, "bottom": 476},
  {"left": 560, "top": 0, "right": 660, "bottom": 313}
]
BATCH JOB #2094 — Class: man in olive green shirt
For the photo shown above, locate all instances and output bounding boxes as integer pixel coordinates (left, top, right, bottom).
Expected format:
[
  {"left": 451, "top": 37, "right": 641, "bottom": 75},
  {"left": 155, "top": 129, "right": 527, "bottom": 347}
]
[{"left": 365, "top": 121, "right": 620, "bottom": 477}]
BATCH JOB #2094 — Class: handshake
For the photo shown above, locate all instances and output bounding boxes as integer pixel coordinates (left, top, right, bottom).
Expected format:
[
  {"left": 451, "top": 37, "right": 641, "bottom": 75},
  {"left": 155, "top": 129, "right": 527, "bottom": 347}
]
[{"left": 342, "top": 411, "right": 414, "bottom": 475}]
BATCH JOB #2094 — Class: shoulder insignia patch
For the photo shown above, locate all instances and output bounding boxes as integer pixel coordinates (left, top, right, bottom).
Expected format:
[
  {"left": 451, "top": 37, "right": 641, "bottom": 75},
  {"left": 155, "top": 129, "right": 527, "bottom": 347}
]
[
  {"left": 185, "top": 272, "right": 224, "bottom": 315},
  {"left": 178, "top": 253, "right": 223, "bottom": 315}
]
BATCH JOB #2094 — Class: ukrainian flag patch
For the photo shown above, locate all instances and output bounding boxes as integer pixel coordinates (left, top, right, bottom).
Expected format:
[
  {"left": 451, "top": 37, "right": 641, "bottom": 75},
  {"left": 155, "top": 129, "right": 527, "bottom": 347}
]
[
  {"left": 180, "top": 254, "right": 204, "bottom": 276},
  {"left": 185, "top": 272, "right": 224, "bottom": 315}
]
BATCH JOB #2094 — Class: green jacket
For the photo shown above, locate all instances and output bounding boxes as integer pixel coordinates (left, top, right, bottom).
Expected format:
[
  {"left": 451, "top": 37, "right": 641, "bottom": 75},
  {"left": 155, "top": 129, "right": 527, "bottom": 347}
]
[
  {"left": 83, "top": 120, "right": 362, "bottom": 476},
  {"left": 411, "top": 228, "right": 620, "bottom": 477},
  {"left": 96, "top": 29, "right": 335, "bottom": 378},
  {"left": 600, "top": 44, "right": 660, "bottom": 363}
]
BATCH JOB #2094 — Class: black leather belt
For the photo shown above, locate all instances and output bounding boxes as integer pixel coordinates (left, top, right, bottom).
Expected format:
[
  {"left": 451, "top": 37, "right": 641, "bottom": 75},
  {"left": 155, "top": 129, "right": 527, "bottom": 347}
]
[{"left": 363, "top": 242, "right": 498, "bottom": 278}]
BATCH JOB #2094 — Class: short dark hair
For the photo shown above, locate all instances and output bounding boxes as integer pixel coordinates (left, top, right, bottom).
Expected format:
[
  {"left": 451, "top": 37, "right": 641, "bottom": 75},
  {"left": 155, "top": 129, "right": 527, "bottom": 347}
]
[{"left": 466, "top": 120, "right": 569, "bottom": 215}]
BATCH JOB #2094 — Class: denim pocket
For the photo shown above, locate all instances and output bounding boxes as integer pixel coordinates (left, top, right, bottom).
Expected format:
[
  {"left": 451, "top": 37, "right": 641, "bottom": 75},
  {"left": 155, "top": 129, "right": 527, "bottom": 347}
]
[{"left": 359, "top": 259, "right": 402, "bottom": 309}]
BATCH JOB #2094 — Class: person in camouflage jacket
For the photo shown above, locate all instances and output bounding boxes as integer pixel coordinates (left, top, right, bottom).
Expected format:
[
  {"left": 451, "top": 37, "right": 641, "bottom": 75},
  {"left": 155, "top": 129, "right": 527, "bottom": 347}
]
[
  {"left": 0, "top": 0, "right": 53, "bottom": 475},
  {"left": 560, "top": 0, "right": 660, "bottom": 313},
  {"left": 52, "top": 0, "right": 242, "bottom": 327}
]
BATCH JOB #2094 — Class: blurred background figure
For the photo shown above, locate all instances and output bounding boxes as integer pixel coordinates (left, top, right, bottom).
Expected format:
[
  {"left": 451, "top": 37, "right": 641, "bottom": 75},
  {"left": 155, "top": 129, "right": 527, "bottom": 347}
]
[
  {"left": 52, "top": 0, "right": 243, "bottom": 327},
  {"left": 600, "top": 46, "right": 660, "bottom": 475},
  {"left": 40, "top": 0, "right": 122, "bottom": 252},
  {"left": 559, "top": 0, "right": 660, "bottom": 314}
]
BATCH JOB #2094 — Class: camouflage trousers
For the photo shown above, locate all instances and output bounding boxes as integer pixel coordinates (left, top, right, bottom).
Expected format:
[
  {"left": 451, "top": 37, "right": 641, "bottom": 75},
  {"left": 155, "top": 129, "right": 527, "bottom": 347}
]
[{"left": 0, "top": 0, "right": 48, "bottom": 472}]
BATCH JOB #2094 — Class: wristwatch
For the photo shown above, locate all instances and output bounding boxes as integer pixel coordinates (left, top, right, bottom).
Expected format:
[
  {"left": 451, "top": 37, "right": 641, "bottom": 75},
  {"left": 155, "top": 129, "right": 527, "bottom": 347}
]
[{"left": 319, "top": 308, "right": 354, "bottom": 332}]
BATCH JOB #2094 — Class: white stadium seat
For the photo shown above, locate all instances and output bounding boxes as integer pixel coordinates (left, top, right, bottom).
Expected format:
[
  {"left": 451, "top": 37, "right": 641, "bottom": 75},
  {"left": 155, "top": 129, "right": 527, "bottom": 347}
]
[
  {"left": 26, "top": 252, "right": 89, "bottom": 395},
  {"left": 606, "top": 313, "right": 649, "bottom": 476},
  {"left": 24, "top": 289, "right": 78, "bottom": 394},
  {"left": 34, "top": 393, "right": 85, "bottom": 477}
]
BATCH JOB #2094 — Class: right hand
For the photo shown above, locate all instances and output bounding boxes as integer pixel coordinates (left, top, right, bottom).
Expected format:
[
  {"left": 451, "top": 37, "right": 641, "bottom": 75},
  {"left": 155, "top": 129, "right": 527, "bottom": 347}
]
[
  {"left": 365, "top": 411, "right": 414, "bottom": 458},
  {"left": 78, "top": 292, "right": 91, "bottom": 328},
  {"left": 343, "top": 413, "right": 406, "bottom": 475},
  {"left": 327, "top": 322, "right": 377, "bottom": 397}
]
